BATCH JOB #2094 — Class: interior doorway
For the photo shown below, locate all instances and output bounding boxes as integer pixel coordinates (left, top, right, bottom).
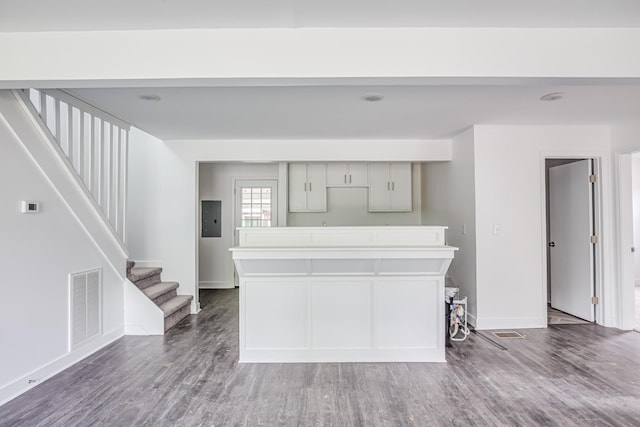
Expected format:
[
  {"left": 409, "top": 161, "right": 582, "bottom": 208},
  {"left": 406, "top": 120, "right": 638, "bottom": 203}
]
[{"left": 545, "top": 158, "right": 599, "bottom": 324}]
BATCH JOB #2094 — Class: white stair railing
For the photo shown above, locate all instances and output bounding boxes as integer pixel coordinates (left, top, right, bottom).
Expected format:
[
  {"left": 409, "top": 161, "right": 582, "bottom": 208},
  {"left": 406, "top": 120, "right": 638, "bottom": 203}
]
[{"left": 20, "top": 89, "right": 129, "bottom": 246}]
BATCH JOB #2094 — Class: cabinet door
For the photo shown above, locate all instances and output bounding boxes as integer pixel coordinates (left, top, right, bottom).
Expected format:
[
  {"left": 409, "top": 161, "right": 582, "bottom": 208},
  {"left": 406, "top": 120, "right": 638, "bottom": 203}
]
[
  {"left": 288, "top": 163, "right": 308, "bottom": 212},
  {"left": 326, "top": 163, "right": 368, "bottom": 187},
  {"left": 326, "top": 163, "right": 349, "bottom": 186},
  {"left": 389, "top": 163, "right": 412, "bottom": 211},
  {"left": 347, "top": 163, "right": 368, "bottom": 186},
  {"left": 306, "top": 163, "right": 327, "bottom": 211},
  {"left": 368, "top": 163, "right": 391, "bottom": 211}
]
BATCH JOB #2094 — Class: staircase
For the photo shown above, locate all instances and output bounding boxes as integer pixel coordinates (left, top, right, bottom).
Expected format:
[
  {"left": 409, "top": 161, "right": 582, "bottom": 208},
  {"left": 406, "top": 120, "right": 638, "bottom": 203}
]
[{"left": 126, "top": 261, "right": 193, "bottom": 332}]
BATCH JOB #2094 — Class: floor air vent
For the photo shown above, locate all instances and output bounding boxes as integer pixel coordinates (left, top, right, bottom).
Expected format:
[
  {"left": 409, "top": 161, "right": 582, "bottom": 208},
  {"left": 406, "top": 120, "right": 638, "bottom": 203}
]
[
  {"left": 69, "top": 268, "right": 102, "bottom": 350},
  {"left": 492, "top": 331, "right": 525, "bottom": 339}
]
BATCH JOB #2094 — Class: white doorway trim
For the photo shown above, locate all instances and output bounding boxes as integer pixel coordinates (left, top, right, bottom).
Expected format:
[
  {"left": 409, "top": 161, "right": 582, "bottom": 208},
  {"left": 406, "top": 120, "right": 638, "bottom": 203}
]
[
  {"left": 548, "top": 159, "right": 596, "bottom": 321},
  {"left": 540, "top": 153, "right": 610, "bottom": 327},
  {"left": 194, "top": 161, "right": 201, "bottom": 312}
]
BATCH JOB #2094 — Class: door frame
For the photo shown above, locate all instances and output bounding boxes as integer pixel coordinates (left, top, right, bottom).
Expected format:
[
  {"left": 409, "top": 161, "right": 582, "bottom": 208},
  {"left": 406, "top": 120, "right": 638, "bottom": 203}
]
[
  {"left": 541, "top": 155, "right": 604, "bottom": 326},
  {"left": 547, "top": 159, "right": 596, "bottom": 321}
]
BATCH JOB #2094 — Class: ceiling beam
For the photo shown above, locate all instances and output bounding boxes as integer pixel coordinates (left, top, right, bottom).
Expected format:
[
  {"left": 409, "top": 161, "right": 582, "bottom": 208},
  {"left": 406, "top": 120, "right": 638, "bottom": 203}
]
[{"left": 2, "top": 28, "right": 640, "bottom": 88}]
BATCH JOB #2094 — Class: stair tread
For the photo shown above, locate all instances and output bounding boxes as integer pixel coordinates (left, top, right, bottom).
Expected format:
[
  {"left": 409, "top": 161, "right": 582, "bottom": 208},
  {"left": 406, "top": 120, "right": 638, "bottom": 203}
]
[
  {"left": 159, "top": 295, "right": 193, "bottom": 318},
  {"left": 129, "top": 267, "right": 162, "bottom": 282},
  {"left": 143, "top": 282, "right": 179, "bottom": 299}
]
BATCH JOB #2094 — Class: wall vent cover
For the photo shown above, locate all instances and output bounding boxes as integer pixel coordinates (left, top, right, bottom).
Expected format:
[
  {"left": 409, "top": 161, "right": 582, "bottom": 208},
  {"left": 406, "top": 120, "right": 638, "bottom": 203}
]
[
  {"left": 492, "top": 331, "right": 525, "bottom": 339},
  {"left": 69, "top": 268, "right": 102, "bottom": 350}
]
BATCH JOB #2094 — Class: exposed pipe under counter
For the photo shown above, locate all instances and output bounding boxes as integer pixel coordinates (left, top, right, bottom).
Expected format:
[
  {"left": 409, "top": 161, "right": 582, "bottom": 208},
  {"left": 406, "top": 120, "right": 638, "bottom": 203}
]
[{"left": 230, "top": 226, "right": 458, "bottom": 363}]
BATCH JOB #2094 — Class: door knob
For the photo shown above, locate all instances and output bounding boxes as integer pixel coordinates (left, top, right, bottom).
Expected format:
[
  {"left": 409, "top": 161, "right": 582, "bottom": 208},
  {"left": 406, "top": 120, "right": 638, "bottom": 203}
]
[{"left": 548, "top": 242, "right": 556, "bottom": 247}]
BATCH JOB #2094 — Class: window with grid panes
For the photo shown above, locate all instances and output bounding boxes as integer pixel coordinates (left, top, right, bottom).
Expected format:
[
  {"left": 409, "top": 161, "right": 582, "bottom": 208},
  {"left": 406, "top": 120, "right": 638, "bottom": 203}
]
[{"left": 241, "top": 187, "right": 272, "bottom": 227}]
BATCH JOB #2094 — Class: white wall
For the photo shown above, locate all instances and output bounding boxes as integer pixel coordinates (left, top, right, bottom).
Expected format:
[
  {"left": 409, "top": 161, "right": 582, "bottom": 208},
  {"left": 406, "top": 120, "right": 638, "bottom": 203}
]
[
  {"left": 288, "top": 164, "right": 422, "bottom": 227},
  {"left": 422, "top": 128, "right": 477, "bottom": 323},
  {"left": 610, "top": 124, "right": 640, "bottom": 330},
  {"left": 126, "top": 127, "right": 163, "bottom": 264},
  {"left": 126, "top": 126, "right": 198, "bottom": 312},
  {"left": 126, "top": 138, "right": 452, "bottom": 313},
  {"left": 0, "top": 100, "right": 124, "bottom": 405},
  {"left": 198, "top": 163, "right": 279, "bottom": 288},
  {"left": 610, "top": 127, "right": 640, "bottom": 287},
  {"left": 611, "top": 124, "right": 640, "bottom": 154},
  {"left": 473, "top": 125, "right": 612, "bottom": 329}
]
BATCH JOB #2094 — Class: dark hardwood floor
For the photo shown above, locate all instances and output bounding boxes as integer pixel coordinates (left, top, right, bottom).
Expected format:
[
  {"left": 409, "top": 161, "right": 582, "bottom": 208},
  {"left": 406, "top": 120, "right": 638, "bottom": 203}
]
[{"left": 2, "top": 289, "right": 640, "bottom": 426}]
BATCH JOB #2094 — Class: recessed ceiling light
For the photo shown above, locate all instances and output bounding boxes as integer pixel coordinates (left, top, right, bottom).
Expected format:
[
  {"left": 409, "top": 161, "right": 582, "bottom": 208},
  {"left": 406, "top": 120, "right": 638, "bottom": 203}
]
[
  {"left": 362, "top": 93, "right": 384, "bottom": 102},
  {"left": 139, "top": 94, "right": 161, "bottom": 101},
  {"left": 540, "top": 92, "right": 564, "bottom": 102}
]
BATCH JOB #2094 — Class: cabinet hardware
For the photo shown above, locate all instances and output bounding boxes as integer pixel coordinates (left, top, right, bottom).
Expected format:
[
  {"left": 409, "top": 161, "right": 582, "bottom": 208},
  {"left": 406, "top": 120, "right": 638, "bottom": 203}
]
[
  {"left": 392, "top": 181, "right": 395, "bottom": 191},
  {"left": 349, "top": 174, "right": 352, "bottom": 183},
  {"left": 344, "top": 174, "right": 347, "bottom": 184}
]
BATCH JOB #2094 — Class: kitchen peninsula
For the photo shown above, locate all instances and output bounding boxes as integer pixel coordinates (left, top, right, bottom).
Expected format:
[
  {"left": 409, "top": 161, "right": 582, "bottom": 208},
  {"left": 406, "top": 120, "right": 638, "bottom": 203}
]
[{"left": 230, "top": 226, "right": 457, "bottom": 363}]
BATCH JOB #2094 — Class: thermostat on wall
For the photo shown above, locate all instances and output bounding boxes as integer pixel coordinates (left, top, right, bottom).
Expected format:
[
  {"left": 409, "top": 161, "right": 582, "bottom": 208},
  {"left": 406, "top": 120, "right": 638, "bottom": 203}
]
[{"left": 21, "top": 201, "right": 39, "bottom": 213}]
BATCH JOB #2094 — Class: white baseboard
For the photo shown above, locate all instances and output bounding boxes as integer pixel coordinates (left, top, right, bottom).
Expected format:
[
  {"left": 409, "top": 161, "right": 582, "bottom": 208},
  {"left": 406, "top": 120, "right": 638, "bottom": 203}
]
[
  {"left": 0, "top": 326, "right": 124, "bottom": 407},
  {"left": 124, "top": 324, "right": 155, "bottom": 335},
  {"left": 474, "top": 316, "right": 546, "bottom": 330},
  {"left": 467, "top": 312, "right": 477, "bottom": 328},
  {"left": 199, "top": 281, "right": 234, "bottom": 289},
  {"left": 131, "top": 260, "right": 162, "bottom": 268}
]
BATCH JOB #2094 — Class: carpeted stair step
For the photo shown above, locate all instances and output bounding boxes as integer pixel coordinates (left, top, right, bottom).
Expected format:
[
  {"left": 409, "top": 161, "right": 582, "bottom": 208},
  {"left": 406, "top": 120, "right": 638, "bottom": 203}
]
[
  {"left": 160, "top": 295, "right": 193, "bottom": 332},
  {"left": 128, "top": 267, "right": 162, "bottom": 290},
  {"left": 125, "top": 261, "right": 192, "bottom": 333},
  {"left": 143, "top": 281, "right": 179, "bottom": 306}
]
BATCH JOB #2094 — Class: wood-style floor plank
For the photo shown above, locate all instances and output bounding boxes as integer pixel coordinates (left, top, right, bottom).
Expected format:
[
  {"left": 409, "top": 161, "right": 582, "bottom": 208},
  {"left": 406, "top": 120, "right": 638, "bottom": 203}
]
[{"left": 2, "top": 289, "right": 640, "bottom": 426}]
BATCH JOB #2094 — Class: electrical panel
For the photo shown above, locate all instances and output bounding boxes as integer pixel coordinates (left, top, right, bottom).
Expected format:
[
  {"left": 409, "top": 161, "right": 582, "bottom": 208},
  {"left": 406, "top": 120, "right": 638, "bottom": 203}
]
[{"left": 202, "top": 200, "right": 222, "bottom": 237}]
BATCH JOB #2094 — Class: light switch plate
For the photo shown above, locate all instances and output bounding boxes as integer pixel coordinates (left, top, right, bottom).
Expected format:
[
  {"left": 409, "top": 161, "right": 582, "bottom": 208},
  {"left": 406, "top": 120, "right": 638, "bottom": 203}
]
[{"left": 21, "top": 201, "right": 39, "bottom": 213}]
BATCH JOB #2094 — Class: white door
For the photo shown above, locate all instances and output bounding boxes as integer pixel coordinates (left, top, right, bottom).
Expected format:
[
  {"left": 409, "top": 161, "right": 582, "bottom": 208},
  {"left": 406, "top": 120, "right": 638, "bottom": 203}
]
[
  {"left": 233, "top": 179, "right": 278, "bottom": 285},
  {"left": 548, "top": 160, "right": 595, "bottom": 321}
]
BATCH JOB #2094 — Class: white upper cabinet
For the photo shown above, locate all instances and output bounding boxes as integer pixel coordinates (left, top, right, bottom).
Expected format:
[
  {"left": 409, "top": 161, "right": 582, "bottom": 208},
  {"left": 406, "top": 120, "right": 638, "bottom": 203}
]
[
  {"left": 326, "top": 162, "right": 368, "bottom": 187},
  {"left": 289, "top": 162, "right": 412, "bottom": 213},
  {"left": 288, "top": 163, "right": 327, "bottom": 212},
  {"left": 368, "top": 163, "right": 412, "bottom": 212}
]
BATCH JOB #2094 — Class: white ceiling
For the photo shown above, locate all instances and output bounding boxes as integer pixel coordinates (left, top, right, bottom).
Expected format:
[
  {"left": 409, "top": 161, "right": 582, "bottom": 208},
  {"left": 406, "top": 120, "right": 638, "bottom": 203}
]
[
  {"left": 68, "top": 83, "right": 640, "bottom": 140},
  {"left": 7, "top": 1, "right": 640, "bottom": 140},
  {"left": 1, "top": 0, "right": 640, "bottom": 31}
]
